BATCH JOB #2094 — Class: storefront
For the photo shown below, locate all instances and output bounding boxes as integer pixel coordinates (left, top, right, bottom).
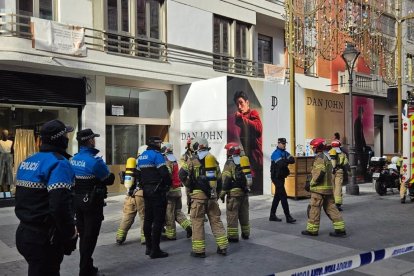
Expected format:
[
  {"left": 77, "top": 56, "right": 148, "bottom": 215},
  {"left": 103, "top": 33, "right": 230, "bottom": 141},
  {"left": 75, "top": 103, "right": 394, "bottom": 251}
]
[
  {"left": 104, "top": 82, "right": 172, "bottom": 193},
  {"left": 0, "top": 70, "right": 85, "bottom": 205}
]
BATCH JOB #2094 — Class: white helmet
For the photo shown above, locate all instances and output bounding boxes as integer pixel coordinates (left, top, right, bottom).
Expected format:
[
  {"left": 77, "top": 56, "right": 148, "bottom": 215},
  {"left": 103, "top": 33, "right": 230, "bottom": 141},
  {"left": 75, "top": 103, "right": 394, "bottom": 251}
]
[
  {"left": 137, "top": 145, "right": 148, "bottom": 156},
  {"left": 161, "top": 142, "right": 173, "bottom": 154},
  {"left": 193, "top": 137, "right": 209, "bottom": 152},
  {"left": 391, "top": 156, "right": 400, "bottom": 165}
]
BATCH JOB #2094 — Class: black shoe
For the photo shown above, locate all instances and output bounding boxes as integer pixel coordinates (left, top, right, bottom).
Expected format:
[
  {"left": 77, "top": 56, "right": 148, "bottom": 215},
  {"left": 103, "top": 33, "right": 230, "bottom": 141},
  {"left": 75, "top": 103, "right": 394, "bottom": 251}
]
[
  {"left": 241, "top": 233, "right": 249, "bottom": 240},
  {"left": 401, "top": 197, "right": 406, "bottom": 204},
  {"left": 269, "top": 214, "right": 282, "bottom": 222},
  {"left": 329, "top": 231, "right": 347, "bottom": 238},
  {"left": 190, "top": 251, "right": 206, "bottom": 258},
  {"left": 286, "top": 215, "right": 296, "bottom": 223},
  {"left": 186, "top": 227, "right": 192, "bottom": 238},
  {"left": 336, "top": 204, "right": 343, "bottom": 211},
  {"left": 145, "top": 248, "right": 151, "bottom": 255},
  {"left": 150, "top": 250, "right": 169, "bottom": 259},
  {"left": 217, "top": 247, "right": 227, "bottom": 256},
  {"left": 141, "top": 240, "right": 146, "bottom": 245},
  {"left": 301, "top": 230, "right": 318, "bottom": 236},
  {"left": 116, "top": 238, "right": 125, "bottom": 245},
  {"left": 228, "top": 237, "right": 239, "bottom": 243}
]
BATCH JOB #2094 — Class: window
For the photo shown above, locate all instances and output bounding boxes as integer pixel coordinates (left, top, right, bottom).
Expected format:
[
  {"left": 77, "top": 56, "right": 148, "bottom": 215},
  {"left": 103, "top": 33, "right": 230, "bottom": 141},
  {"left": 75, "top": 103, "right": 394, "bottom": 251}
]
[
  {"left": 378, "top": 15, "right": 396, "bottom": 37},
  {"left": 16, "top": 0, "right": 55, "bottom": 36},
  {"left": 213, "top": 15, "right": 231, "bottom": 71},
  {"left": 105, "top": 0, "right": 164, "bottom": 58},
  {"left": 258, "top": 34, "right": 273, "bottom": 76},
  {"left": 407, "top": 54, "right": 414, "bottom": 83}
]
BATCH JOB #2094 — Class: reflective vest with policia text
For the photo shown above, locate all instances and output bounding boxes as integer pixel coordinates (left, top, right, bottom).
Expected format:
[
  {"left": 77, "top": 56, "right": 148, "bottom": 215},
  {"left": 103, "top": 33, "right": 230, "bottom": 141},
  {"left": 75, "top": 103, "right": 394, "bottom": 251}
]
[
  {"left": 181, "top": 153, "right": 221, "bottom": 199},
  {"left": 310, "top": 151, "right": 333, "bottom": 194}
]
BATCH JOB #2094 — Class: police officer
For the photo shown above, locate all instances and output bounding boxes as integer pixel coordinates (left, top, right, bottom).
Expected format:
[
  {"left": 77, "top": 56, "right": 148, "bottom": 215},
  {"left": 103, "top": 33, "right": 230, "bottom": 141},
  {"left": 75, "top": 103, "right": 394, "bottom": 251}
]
[
  {"left": 220, "top": 142, "right": 251, "bottom": 242},
  {"left": 179, "top": 137, "right": 228, "bottom": 258},
  {"left": 301, "top": 138, "right": 346, "bottom": 237},
  {"left": 137, "top": 136, "right": 171, "bottom": 259},
  {"left": 15, "top": 119, "right": 77, "bottom": 276},
  {"left": 161, "top": 142, "right": 192, "bottom": 240},
  {"left": 116, "top": 145, "right": 147, "bottom": 245},
  {"left": 71, "top": 129, "right": 115, "bottom": 276},
  {"left": 269, "top": 138, "right": 296, "bottom": 223}
]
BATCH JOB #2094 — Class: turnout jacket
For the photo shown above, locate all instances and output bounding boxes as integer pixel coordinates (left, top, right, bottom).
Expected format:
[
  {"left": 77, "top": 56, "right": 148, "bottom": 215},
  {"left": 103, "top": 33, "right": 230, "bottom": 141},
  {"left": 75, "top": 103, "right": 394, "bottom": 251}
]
[{"left": 310, "top": 151, "right": 333, "bottom": 195}]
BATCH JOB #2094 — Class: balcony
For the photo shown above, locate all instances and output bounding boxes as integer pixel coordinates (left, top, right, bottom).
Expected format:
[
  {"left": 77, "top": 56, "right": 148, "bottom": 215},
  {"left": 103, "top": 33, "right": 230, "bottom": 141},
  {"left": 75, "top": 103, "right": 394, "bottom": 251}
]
[
  {"left": 338, "top": 71, "right": 388, "bottom": 98},
  {"left": 0, "top": 13, "right": 267, "bottom": 79}
]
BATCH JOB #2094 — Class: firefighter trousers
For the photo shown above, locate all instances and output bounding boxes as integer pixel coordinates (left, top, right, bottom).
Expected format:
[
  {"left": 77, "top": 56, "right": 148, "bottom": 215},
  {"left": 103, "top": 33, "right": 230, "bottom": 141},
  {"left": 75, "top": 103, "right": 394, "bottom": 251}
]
[
  {"left": 226, "top": 195, "right": 249, "bottom": 239},
  {"left": 306, "top": 192, "right": 345, "bottom": 234},
  {"left": 190, "top": 197, "right": 228, "bottom": 253},
  {"left": 333, "top": 170, "right": 344, "bottom": 205},
  {"left": 400, "top": 181, "right": 407, "bottom": 199},
  {"left": 165, "top": 190, "right": 191, "bottom": 239},
  {"left": 117, "top": 191, "right": 145, "bottom": 243}
]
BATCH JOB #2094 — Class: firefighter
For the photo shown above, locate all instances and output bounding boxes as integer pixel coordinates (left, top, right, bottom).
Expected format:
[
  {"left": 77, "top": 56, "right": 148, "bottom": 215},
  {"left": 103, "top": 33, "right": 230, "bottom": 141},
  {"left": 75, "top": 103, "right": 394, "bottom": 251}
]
[
  {"left": 179, "top": 137, "right": 228, "bottom": 258},
  {"left": 179, "top": 138, "right": 194, "bottom": 214},
  {"left": 220, "top": 142, "right": 251, "bottom": 242},
  {"left": 116, "top": 145, "right": 147, "bottom": 245},
  {"left": 161, "top": 142, "right": 192, "bottom": 240},
  {"left": 301, "top": 138, "right": 347, "bottom": 237},
  {"left": 138, "top": 136, "right": 171, "bottom": 259},
  {"left": 329, "top": 140, "right": 349, "bottom": 211}
]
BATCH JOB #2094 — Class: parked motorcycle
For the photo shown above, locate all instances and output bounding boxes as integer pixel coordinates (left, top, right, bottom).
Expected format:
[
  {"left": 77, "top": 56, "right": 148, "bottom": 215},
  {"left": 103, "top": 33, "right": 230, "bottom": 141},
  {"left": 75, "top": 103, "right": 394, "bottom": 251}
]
[{"left": 369, "top": 156, "right": 400, "bottom": 196}]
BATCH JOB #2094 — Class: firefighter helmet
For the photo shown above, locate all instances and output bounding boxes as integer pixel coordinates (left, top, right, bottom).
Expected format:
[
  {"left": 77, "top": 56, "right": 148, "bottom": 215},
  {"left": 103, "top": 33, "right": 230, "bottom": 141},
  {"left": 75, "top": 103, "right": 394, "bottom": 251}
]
[
  {"left": 225, "top": 142, "right": 241, "bottom": 156},
  {"left": 161, "top": 142, "right": 173, "bottom": 154},
  {"left": 193, "top": 137, "right": 209, "bottom": 151},
  {"left": 331, "top": 139, "right": 341, "bottom": 148},
  {"left": 310, "top": 138, "right": 326, "bottom": 152}
]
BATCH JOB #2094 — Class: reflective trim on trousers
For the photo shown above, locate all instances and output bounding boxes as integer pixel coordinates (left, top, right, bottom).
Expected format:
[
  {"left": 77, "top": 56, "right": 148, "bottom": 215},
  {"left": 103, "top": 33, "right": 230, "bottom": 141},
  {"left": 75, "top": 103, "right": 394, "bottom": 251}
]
[
  {"left": 116, "top": 229, "right": 125, "bottom": 239},
  {"left": 334, "top": 195, "right": 343, "bottom": 205},
  {"left": 216, "top": 235, "right": 228, "bottom": 249},
  {"left": 227, "top": 227, "right": 239, "bottom": 238},
  {"left": 180, "top": 219, "right": 191, "bottom": 230},
  {"left": 192, "top": 240, "right": 206, "bottom": 253},
  {"left": 333, "top": 220, "right": 345, "bottom": 231},
  {"left": 306, "top": 222, "right": 319, "bottom": 233},
  {"left": 165, "top": 228, "right": 176, "bottom": 239},
  {"left": 241, "top": 224, "right": 250, "bottom": 235}
]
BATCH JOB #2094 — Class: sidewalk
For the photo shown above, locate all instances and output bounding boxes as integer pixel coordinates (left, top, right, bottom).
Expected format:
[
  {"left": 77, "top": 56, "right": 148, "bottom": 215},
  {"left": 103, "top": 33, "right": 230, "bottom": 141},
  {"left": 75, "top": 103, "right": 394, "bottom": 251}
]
[{"left": 1, "top": 183, "right": 414, "bottom": 276}]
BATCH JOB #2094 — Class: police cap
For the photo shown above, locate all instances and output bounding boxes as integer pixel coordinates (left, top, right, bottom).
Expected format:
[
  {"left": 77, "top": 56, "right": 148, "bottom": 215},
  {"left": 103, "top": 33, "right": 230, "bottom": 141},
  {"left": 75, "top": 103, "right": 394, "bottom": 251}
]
[
  {"left": 40, "top": 119, "right": 74, "bottom": 141},
  {"left": 278, "top": 138, "right": 287, "bottom": 144},
  {"left": 76, "top": 128, "right": 100, "bottom": 142}
]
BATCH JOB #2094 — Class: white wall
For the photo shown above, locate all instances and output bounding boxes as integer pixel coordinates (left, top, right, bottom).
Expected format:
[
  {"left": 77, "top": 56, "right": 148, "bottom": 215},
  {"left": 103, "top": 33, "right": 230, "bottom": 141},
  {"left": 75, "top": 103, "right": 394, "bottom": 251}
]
[
  {"left": 167, "top": 1, "right": 212, "bottom": 52},
  {"left": 0, "top": 0, "right": 15, "bottom": 13},
  {"left": 179, "top": 76, "right": 228, "bottom": 167},
  {"left": 58, "top": 0, "right": 93, "bottom": 28}
]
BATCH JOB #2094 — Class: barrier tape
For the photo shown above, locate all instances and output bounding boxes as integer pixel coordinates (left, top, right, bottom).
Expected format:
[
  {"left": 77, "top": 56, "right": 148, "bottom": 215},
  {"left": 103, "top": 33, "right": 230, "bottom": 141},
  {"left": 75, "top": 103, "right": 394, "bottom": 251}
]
[{"left": 270, "top": 242, "right": 414, "bottom": 276}]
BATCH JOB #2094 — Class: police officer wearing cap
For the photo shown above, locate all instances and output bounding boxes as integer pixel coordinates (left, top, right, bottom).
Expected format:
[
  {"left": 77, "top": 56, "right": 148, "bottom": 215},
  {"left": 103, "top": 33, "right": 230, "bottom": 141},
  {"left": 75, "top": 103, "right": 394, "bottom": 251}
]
[
  {"left": 71, "top": 129, "right": 115, "bottom": 276},
  {"left": 269, "top": 138, "right": 296, "bottom": 223},
  {"left": 137, "top": 136, "right": 171, "bottom": 259},
  {"left": 15, "top": 119, "right": 78, "bottom": 276}
]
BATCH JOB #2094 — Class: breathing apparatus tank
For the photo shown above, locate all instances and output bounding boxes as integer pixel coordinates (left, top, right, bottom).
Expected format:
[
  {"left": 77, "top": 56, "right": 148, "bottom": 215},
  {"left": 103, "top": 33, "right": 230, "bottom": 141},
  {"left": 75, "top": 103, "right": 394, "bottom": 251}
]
[
  {"left": 205, "top": 154, "right": 217, "bottom": 197},
  {"left": 240, "top": 155, "right": 253, "bottom": 191},
  {"left": 124, "top": 157, "right": 137, "bottom": 189}
]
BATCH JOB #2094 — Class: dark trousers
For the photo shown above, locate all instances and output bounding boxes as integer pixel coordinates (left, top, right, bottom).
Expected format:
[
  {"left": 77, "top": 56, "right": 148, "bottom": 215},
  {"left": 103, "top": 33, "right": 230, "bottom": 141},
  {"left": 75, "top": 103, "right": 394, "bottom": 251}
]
[
  {"left": 143, "top": 193, "right": 167, "bottom": 253},
  {"left": 270, "top": 179, "right": 290, "bottom": 216},
  {"left": 16, "top": 224, "right": 64, "bottom": 276},
  {"left": 75, "top": 202, "right": 104, "bottom": 276}
]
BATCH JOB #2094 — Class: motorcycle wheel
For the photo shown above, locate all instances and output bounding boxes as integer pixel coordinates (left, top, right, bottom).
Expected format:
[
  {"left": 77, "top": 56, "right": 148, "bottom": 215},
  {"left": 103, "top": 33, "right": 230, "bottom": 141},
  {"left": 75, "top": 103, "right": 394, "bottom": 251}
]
[{"left": 375, "top": 179, "right": 387, "bottom": 196}]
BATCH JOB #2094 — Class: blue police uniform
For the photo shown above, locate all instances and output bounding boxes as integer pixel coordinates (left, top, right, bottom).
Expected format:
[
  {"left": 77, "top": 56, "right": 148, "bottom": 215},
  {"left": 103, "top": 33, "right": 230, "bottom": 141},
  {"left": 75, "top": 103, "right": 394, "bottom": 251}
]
[
  {"left": 269, "top": 147, "right": 296, "bottom": 223},
  {"left": 137, "top": 145, "right": 171, "bottom": 258},
  {"left": 71, "top": 146, "right": 113, "bottom": 276},
  {"left": 15, "top": 148, "right": 76, "bottom": 276}
]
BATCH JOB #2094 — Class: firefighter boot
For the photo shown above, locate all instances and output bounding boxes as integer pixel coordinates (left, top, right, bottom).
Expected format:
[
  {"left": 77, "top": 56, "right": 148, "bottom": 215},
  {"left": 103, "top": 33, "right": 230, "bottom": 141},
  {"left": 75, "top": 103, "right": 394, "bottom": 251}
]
[
  {"left": 329, "top": 230, "right": 347, "bottom": 238},
  {"left": 241, "top": 233, "right": 249, "bottom": 240},
  {"left": 217, "top": 247, "right": 227, "bottom": 256},
  {"left": 190, "top": 251, "right": 206, "bottom": 258},
  {"left": 286, "top": 214, "right": 296, "bottom": 224},
  {"left": 301, "top": 230, "right": 318, "bottom": 236},
  {"left": 401, "top": 196, "right": 406, "bottom": 204},
  {"left": 186, "top": 227, "right": 192, "bottom": 238},
  {"left": 336, "top": 204, "right": 343, "bottom": 211},
  {"left": 269, "top": 213, "right": 282, "bottom": 222}
]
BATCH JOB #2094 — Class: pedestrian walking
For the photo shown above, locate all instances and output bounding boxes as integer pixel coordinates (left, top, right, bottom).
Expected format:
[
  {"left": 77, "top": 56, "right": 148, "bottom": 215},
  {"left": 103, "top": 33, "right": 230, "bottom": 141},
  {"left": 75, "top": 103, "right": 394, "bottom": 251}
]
[
  {"left": 269, "top": 138, "right": 296, "bottom": 223},
  {"left": 71, "top": 129, "right": 115, "bottom": 276},
  {"left": 15, "top": 119, "right": 78, "bottom": 276}
]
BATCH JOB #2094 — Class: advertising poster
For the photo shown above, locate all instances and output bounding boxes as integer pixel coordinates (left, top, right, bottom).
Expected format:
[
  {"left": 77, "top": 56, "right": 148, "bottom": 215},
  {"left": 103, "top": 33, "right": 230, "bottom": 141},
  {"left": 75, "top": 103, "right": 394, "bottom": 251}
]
[{"left": 353, "top": 96, "right": 374, "bottom": 182}]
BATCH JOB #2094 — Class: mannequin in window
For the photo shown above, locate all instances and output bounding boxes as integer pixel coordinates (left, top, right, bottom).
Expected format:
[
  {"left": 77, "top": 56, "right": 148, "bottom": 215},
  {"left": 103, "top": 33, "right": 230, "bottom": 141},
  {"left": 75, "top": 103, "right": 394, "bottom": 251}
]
[{"left": 0, "top": 129, "right": 14, "bottom": 193}]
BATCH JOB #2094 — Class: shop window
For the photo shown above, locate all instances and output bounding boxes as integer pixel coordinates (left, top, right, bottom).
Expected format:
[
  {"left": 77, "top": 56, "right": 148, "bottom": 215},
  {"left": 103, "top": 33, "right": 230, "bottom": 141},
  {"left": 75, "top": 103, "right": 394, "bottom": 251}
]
[
  {"left": 105, "top": 86, "right": 170, "bottom": 118},
  {"left": 16, "top": 0, "right": 55, "bottom": 36},
  {"left": 106, "top": 125, "right": 145, "bottom": 165}
]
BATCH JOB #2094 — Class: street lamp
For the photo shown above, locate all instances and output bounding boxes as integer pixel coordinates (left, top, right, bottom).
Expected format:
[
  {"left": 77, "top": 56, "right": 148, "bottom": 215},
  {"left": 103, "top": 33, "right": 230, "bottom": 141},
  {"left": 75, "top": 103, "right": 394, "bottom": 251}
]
[{"left": 342, "top": 42, "right": 360, "bottom": 196}]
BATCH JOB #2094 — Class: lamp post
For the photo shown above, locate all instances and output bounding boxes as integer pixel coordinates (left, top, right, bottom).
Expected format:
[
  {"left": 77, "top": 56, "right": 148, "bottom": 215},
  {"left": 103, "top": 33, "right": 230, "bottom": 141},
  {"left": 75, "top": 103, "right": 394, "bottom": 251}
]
[{"left": 342, "top": 42, "right": 360, "bottom": 196}]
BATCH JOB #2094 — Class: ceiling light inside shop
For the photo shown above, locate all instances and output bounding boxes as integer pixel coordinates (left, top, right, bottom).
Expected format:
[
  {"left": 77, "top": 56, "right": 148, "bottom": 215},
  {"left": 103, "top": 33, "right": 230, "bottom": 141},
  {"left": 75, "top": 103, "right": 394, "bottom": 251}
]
[{"left": 10, "top": 105, "right": 15, "bottom": 111}]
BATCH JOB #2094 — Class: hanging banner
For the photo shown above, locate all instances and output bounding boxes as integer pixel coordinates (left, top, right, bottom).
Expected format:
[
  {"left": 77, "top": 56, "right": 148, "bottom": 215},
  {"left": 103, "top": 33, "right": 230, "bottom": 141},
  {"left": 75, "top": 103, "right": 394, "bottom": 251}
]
[{"left": 31, "top": 17, "right": 87, "bottom": 56}]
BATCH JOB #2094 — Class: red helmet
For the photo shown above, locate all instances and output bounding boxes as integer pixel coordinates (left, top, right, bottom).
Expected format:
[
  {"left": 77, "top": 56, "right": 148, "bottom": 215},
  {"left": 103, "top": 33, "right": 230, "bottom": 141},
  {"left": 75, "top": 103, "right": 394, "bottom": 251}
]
[
  {"left": 331, "top": 139, "right": 341, "bottom": 148},
  {"left": 310, "top": 138, "right": 326, "bottom": 151},
  {"left": 225, "top": 142, "right": 241, "bottom": 156}
]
